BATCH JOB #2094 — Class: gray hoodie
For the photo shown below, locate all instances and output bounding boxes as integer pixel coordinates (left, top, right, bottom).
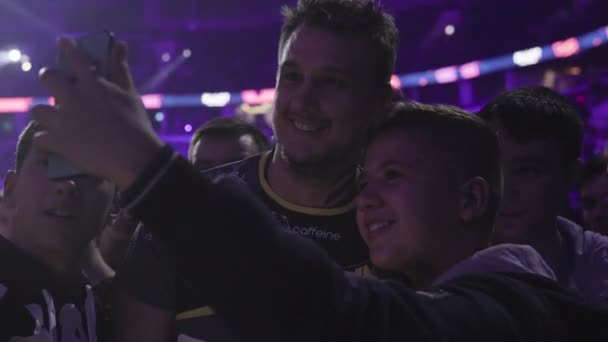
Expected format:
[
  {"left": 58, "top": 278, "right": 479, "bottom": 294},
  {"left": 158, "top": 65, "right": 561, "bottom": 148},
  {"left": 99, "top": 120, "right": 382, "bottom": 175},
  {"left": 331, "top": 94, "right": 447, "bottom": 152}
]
[
  {"left": 432, "top": 220, "right": 608, "bottom": 303},
  {"left": 433, "top": 244, "right": 556, "bottom": 286},
  {"left": 556, "top": 217, "right": 608, "bottom": 302}
]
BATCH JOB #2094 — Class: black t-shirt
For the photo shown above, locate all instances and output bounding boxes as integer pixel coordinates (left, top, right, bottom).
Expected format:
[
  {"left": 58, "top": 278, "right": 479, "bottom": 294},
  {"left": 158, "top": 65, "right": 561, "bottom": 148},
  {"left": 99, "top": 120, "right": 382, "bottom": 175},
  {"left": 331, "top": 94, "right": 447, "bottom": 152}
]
[
  {"left": 0, "top": 236, "right": 107, "bottom": 341},
  {"left": 116, "top": 151, "right": 369, "bottom": 341}
]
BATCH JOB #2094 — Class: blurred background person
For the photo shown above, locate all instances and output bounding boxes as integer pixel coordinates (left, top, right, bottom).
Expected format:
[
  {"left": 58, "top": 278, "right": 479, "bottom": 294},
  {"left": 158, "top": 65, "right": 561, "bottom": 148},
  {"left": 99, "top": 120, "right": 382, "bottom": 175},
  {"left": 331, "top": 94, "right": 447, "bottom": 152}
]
[
  {"left": 580, "top": 153, "right": 608, "bottom": 235},
  {"left": 479, "top": 86, "right": 608, "bottom": 302},
  {"left": 189, "top": 116, "right": 270, "bottom": 171}
]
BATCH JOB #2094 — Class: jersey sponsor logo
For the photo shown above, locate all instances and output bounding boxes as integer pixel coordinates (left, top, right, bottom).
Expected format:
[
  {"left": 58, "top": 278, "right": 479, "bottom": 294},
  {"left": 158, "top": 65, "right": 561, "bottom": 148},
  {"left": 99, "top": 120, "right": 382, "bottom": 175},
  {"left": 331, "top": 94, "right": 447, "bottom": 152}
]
[{"left": 272, "top": 212, "right": 342, "bottom": 241}]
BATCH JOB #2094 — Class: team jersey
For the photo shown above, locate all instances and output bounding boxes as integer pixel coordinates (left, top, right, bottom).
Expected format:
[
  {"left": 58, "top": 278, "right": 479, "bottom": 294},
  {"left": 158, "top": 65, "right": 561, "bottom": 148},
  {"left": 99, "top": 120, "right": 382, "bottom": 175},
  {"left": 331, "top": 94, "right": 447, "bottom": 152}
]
[
  {"left": 117, "top": 151, "right": 369, "bottom": 341},
  {"left": 205, "top": 151, "right": 369, "bottom": 271}
]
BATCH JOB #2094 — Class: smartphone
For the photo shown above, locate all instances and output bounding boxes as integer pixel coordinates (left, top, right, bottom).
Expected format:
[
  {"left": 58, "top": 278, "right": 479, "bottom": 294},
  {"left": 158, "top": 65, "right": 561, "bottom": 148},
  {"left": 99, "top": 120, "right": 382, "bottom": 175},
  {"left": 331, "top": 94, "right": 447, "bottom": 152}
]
[
  {"left": 57, "top": 31, "right": 115, "bottom": 80},
  {"left": 48, "top": 31, "right": 115, "bottom": 179}
]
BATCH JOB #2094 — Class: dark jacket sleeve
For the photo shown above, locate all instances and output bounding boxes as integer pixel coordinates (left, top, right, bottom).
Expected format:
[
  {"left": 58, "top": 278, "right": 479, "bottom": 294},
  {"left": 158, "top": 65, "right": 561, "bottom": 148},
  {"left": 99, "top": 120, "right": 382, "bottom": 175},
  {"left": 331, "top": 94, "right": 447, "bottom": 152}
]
[
  {"left": 128, "top": 155, "right": 600, "bottom": 342},
  {"left": 113, "top": 224, "right": 177, "bottom": 311}
]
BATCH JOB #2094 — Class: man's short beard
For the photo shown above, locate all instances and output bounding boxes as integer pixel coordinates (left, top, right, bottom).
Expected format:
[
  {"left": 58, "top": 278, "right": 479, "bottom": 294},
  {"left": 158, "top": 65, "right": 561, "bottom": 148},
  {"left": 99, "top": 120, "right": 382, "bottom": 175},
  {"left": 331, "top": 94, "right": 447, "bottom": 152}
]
[
  {"left": 279, "top": 146, "right": 330, "bottom": 177},
  {"left": 277, "top": 143, "right": 362, "bottom": 178}
]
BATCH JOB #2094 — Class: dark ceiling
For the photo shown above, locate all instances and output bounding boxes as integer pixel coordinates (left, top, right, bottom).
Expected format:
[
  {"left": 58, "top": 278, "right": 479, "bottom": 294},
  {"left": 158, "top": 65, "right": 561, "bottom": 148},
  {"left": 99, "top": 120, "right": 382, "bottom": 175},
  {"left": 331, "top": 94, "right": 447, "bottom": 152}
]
[{"left": 0, "top": 0, "right": 605, "bottom": 96}]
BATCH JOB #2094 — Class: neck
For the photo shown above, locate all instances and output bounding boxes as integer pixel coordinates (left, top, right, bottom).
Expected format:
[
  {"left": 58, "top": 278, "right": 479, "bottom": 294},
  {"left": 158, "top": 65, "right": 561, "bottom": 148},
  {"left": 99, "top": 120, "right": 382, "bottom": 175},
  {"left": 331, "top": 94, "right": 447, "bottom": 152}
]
[
  {"left": 40, "top": 248, "right": 86, "bottom": 276},
  {"left": 81, "top": 242, "right": 115, "bottom": 285},
  {"left": 11, "top": 233, "right": 86, "bottom": 277},
  {"left": 267, "top": 149, "right": 359, "bottom": 208}
]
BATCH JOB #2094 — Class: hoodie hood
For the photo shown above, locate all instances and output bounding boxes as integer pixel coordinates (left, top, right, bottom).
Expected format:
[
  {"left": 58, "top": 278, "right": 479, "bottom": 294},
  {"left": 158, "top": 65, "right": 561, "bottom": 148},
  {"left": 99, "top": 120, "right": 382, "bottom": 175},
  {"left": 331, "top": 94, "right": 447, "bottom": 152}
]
[{"left": 434, "top": 244, "right": 556, "bottom": 286}]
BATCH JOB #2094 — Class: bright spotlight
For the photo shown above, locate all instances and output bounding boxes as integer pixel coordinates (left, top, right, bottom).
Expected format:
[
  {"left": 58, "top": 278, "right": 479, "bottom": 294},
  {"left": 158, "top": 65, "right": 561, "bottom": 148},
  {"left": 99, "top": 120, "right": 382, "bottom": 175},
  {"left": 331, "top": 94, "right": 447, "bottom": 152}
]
[
  {"left": 8, "top": 49, "right": 22, "bottom": 63},
  {"left": 161, "top": 52, "right": 171, "bottom": 62},
  {"left": 154, "top": 112, "right": 165, "bottom": 122},
  {"left": 444, "top": 25, "right": 455, "bottom": 36},
  {"left": 21, "top": 61, "right": 32, "bottom": 72},
  {"left": 182, "top": 49, "right": 192, "bottom": 58}
]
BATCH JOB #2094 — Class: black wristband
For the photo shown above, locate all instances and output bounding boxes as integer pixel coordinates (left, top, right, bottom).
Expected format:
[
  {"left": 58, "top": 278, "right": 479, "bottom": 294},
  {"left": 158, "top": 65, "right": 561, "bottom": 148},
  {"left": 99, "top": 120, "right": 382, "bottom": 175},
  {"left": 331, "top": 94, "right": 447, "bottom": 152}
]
[{"left": 119, "top": 144, "right": 175, "bottom": 208}]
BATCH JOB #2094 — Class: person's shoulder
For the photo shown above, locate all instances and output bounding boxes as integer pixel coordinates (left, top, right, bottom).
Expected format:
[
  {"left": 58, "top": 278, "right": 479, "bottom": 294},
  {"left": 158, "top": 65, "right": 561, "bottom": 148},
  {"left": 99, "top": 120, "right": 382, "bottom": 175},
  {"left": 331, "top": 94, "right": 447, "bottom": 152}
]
[
  {"left": 554, "top": 219, "right": 608, "bottom": 302},
  {"left": 439, "top": 270, "right": 564, "bottom": 301},
  {"left": 582, "top": 229, "right": 608, "bottom": 252},
  {"left": 476, "top": 244, "right": 552, "bottom": 272},
  {"left": 475, "top": 243, "right": 539, "bottom": 258},
  {"left": 437, "top": 244, "right": 557, "bottom": 284},
  {"left": 434, "top": 272, "right": 590, "bottom": 340},
  {"left": 558, "top": 216, "right": 608, "bottom": 255}
]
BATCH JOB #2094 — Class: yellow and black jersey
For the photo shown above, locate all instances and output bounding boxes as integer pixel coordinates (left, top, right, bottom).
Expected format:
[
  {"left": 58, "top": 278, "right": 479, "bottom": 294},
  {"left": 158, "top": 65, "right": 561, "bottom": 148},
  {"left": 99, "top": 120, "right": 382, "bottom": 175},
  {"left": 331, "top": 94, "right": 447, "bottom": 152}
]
[
  {"left": 116, "top": 151, "right": 369, "bottom": 341},
  {"left": 205, "top": 151, "right": 369, "bottom": 272}
]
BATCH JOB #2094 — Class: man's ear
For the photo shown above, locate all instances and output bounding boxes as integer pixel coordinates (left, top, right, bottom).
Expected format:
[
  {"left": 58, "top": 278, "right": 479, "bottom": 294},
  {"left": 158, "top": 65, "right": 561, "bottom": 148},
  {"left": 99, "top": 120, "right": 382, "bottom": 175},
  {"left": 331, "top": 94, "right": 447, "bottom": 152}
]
[
  {"left": 3, "top": 170, "right": 17, "bottom": 206},
  {"left": 369, "top": 84, "right": 396, "bottom": 130},
  {"left": 458, "top": 177, "right": 490, "bottom": 223}
]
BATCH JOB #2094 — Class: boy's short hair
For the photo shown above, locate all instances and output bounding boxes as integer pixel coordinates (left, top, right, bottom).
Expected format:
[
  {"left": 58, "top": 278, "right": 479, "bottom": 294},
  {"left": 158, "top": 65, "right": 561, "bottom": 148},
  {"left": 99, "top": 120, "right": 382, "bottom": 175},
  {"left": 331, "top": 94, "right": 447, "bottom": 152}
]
[
  {"left": 279, "top": 0, "right": 398, "bottom": 87},
  {"left": 479, "top": 86, "right": 584, "bottom": 165},
  {"left": 369, "top": 102, "right": 502, "bottom": 223}
]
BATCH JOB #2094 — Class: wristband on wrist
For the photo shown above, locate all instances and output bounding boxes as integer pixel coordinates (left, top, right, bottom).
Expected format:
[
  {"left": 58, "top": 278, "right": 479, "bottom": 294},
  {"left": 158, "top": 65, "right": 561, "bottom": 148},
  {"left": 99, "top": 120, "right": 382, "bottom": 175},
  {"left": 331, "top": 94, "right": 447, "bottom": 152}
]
[{"left": 119, "top": 144, "right": 177, "bottom": 210}]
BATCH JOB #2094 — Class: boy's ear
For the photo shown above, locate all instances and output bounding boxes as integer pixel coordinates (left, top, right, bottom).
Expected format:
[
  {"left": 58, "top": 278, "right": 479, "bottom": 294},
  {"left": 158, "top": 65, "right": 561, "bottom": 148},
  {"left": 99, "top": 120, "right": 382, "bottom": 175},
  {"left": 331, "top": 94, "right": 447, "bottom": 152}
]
[{"left": 459, "top": 177, "right": 490, "bottom": 223}]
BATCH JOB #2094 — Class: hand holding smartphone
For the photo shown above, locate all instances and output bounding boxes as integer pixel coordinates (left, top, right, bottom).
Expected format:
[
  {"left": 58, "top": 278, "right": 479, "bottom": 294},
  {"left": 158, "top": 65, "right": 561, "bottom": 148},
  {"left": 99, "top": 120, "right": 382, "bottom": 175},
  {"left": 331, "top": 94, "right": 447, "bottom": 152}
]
[{"left": 47, "top": 31, "right": 115, "bottom": 179}]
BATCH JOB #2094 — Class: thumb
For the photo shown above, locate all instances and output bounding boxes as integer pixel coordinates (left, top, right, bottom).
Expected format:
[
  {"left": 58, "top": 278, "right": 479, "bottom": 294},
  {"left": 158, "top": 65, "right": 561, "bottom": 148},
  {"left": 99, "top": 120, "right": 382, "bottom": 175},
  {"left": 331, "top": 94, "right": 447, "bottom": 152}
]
[{"left": 109, "top": 41, "right": 135, "bottom": 91}]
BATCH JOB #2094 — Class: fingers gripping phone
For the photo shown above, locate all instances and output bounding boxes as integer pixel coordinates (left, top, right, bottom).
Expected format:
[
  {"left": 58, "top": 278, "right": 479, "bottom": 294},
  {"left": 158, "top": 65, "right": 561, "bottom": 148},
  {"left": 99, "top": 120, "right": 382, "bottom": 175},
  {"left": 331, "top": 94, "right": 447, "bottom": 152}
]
[{"left": 47, "top": 31, "right": 115, "bottom": 179}]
